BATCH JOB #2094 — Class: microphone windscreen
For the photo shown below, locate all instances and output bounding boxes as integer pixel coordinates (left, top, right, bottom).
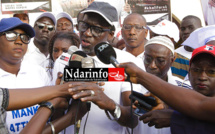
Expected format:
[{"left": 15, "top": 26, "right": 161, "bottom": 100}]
[
  {"left": 81, "top": 57, "right": 95, "bottom": 68},
  {"left": 68, "top": 46, "right": 79, "bottom": 55},
  {"left": 69, "top": 51, "right": 87, "bottom": 68},
  {"left": 94, "top": 42, "right": 116, "bottom": 64}
]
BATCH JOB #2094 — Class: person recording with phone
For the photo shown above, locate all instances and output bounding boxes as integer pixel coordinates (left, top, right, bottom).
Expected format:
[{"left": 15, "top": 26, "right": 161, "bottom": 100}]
[{"left": 119, "top": 44, "right": 215, "bottom": 133}]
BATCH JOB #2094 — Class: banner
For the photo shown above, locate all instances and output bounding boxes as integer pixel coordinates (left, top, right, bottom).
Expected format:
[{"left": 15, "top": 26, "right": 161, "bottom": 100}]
[
  {"left": 1, "top": 0, "right": 52, "bottom": 14},
  {"left": 57, "top": 0, "right": 89, "bottom": 18},
  {"left": 128, "top": 0, "right": 171, "bottom": 25}
]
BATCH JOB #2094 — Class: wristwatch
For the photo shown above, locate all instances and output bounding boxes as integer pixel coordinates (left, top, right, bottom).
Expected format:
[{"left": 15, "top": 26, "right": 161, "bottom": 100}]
[
  {"left": 39, "top": 101, "right": 55, "bottom": 117},
  {"left": 113, "top": 103, "right": 121, "bottom": 120},
  {"left": 105, "top": 102, "right": 121, "bottom": 121}
]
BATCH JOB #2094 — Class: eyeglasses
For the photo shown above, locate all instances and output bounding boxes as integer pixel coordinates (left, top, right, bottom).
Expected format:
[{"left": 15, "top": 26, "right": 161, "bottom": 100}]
[
  {"left": 36, "top": 22, "right": 55, "bottom": 31},
  {"left": 144, "top": 55, "right": 167, "bottom": 67},
  {"left": 78, "top": 21, "right": 111, "bottom": 37},
  {"left": 190, "top": 67, "right": 215, "bottom": 77},
  {"left": 0, "top": 31, "right": 30, "bottom": 44},
  {"left": 123, "top": 24, "right": 147, "bottom": 31}
]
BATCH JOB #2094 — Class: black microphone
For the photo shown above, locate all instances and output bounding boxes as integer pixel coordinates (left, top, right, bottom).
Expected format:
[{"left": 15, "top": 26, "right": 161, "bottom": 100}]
[
  {"left": 94, "top": 42, "right": 129, "bottom": 80},
  {"left": 94, "top": 42, "right": 119, "bottom": 67}
]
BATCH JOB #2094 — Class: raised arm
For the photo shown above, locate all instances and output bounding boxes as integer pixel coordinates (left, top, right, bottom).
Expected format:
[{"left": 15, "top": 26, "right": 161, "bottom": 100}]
[{"left": 119, "top": 62, "right": 215, "bottom": 122}]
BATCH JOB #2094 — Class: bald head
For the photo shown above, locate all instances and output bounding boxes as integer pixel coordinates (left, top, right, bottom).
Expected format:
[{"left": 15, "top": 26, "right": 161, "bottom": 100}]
[{"left": 123, "top": 13, "right": 146, "bottom": 25}]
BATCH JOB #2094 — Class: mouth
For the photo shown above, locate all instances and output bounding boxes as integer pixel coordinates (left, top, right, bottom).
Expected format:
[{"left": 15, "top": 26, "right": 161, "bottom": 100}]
[
  {"left": 182, "top": 35, "right": 189, "bottom": 40},
  {"left": 197, "top": 83, "right": 207, "bottom": 89},
  {"left": 13, "top": 48, "right": 23, "bottom": 53},
  {"left": 128, "top": 38, "right": 137, "bottom": 41},
  {"left": 81, "top": 39, "right": 91, "bottom": 47},
  {"left": 40, "top": 34, "right": 49, "bottom": 38}
]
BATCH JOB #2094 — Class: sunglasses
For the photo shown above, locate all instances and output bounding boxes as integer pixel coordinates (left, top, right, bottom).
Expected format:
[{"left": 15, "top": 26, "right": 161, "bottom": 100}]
[
  {"left": 0, "top": 31, "right": 30, "bottom": 44},
  {"left": 36, "top": 22, "right": 55, "bottom": 31}
]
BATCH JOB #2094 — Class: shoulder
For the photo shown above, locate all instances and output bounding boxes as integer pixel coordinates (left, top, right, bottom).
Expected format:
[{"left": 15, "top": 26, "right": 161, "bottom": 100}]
[{"left": 173, "top": 76, "right": 192, "bottom": 89}]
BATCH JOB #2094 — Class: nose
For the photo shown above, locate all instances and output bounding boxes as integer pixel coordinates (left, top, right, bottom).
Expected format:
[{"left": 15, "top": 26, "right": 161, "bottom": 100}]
[
  {"left": 149, "top": 60, "right": 157, "bottom": 69},
  {"left": 198, "top": 71, "right": 208, "bottom": 81},
  {"left": 83, "top": 27, "right": 93, "bottom": 37},
  {"left": 129, "top": 26, "right": 136, "bottom": 35},
  {"left": 62, "top": 24, "right": 67, "bottom": 30},
  {"left": 14, "top": 35, "right": 23, "bottom": 45}
]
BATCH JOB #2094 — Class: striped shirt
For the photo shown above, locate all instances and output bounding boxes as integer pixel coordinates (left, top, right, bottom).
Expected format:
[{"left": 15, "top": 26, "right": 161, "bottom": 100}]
[{"left": 171, "top": 53, "right": 190, "bottom": 79}]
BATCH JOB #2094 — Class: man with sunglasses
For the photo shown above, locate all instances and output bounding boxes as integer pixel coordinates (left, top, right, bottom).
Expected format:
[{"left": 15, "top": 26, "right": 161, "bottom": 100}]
[
  {"left": 24, "top": 12, "right": 56, "bottom": 75},
  {"left": 63, "top": 2, "right": 140, "bottom": 134}
]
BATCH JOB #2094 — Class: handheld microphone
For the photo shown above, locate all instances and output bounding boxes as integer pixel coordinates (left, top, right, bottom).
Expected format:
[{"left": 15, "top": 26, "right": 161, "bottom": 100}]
[
  {"left": 81, "top": 57, "right": 95, "bottom": 68},
  {"left": 94, "top": 42, "right": 119, "bottom": 67},
  {"left": 60, "top": 50, "right": 86, "bottom": 84},
  {"left": 94, "top": 42, "right": 129, "bottom": 80}
]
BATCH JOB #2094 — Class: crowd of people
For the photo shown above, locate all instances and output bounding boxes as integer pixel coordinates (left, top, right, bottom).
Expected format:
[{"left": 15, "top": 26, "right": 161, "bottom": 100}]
[{"left": 0, "top": 1, "right": 215, "bottom": 134}]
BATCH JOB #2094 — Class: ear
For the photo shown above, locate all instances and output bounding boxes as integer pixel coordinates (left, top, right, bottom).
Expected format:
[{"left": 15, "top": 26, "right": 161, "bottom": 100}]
[
  {"left": 76, "top": 25, "right": 79, "bottom": 31},
  {"left": 145, "top": 29, "right": 148, "bottom": 38}
]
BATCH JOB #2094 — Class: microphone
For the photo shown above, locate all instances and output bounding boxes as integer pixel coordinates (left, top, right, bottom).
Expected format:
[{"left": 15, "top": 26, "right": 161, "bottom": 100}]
[
  {"left": 81, "top": 57, "right": 95, "bottom": 68},
  {"left": 52, "top": 46, "right": 78, "bottom": 85},
  {"left": 60, "top": 51, "right": 87, "bottom": 84},
  {"left": 94, "top": 42, "right": 119, "bottom": 67},
  {"left": 94, "top": 42, "right": 129, "bottom": 80}
]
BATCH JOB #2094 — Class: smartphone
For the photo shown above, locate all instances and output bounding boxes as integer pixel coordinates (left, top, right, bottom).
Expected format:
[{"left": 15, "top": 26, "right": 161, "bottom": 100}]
[
  {"left": 132, "top": 91, "right": 157, "bottom": 106},
  {"left": 133, "top": 108, "right": 148, "bottom": 117}
]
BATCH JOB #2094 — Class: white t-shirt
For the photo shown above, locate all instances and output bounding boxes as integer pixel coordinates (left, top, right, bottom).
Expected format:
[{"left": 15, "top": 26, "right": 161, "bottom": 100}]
[
  {"left": 175, "top": 46, "right": 192, "bottom": 59},
  {"left": 23, "top": 41, "right": 51, "bottom": 74},
  {"left": 0, "top": 61, "right": 50, "bottom": 134}
]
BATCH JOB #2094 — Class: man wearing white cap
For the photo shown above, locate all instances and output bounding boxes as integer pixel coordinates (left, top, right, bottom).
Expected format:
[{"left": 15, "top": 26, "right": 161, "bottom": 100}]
[
  {"left": 56, "top": 12, "right": 74, "bottom": 32},
  {"left": 24, "top": 12, "right": 56, "bottom": 74},
  {"left": 133, "top": 36, "right": 191, "bottom": 134}
]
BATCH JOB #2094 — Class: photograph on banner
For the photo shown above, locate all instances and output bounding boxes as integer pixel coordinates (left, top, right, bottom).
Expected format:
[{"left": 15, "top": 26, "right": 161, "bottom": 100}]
[
  {"left": 127, "top": 0, "right": 171, "bottom": 25},
  {"left": 1, "top": 0, "right": 52, "bottom": 14},
  {"left": 201, "top": 0, "right": 215, "bottom": 25},
  {"left": 57, "top": 0, "right": 89, "bottom": 19}
]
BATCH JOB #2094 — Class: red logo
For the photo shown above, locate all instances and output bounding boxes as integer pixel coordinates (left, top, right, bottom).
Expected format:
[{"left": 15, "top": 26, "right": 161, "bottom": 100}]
[{"left": 108, "top": 68, "right": 125, "bottom": 81}]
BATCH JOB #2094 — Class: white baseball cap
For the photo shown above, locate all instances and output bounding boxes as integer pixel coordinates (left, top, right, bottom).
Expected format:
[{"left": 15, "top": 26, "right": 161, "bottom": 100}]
[{"left": 148, "top": 19, "right": 179, "bottom": 42}]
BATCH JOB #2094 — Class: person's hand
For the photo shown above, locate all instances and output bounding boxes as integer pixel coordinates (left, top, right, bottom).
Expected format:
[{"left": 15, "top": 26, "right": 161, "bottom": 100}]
[
  {"left": 118, "top": 62, "right": 143, "bottom": 84},
  {"left": 144, "top": 92, "right": 167, "bottom": 110},
  {"left": 139, "top": 109, "right": 173, "bottom": 128},
  {"left": 68, "top": 82, "right": 115, "bottom": 111},
  {"left": 209, "top": 0, "right": 215, "bottom": 7},
  {"left": 55, "top": 72, "right": 63, "bottom": 85}
]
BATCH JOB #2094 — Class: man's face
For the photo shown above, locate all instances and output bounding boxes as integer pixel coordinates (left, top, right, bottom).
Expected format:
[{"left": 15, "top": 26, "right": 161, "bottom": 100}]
[
  {"left": 79, "top": 14, "right": 110, "bottom": 56},
  {"left": 189, "top": 54, "right": 215, "bottom": 97},
  {"left": 14, "top": 14, "right": 29, "bottom": 24},
  {"left": 121, "top": 14, "right": 147, "bottom": 48},
  {"left": 34, "top": 17, "right": 55, "bottom": 46},
  {"left": 144, "top": 44, "right": 174, "bottom": 80},
  {"left": 0, "top": 29, "right": 28, "bottom": 64},
  {"left": 56, "top": 18, "right": 73, "bottom": 32},
  {"left": 180, "top": 18, "right": 201, "bottom": 41}
]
